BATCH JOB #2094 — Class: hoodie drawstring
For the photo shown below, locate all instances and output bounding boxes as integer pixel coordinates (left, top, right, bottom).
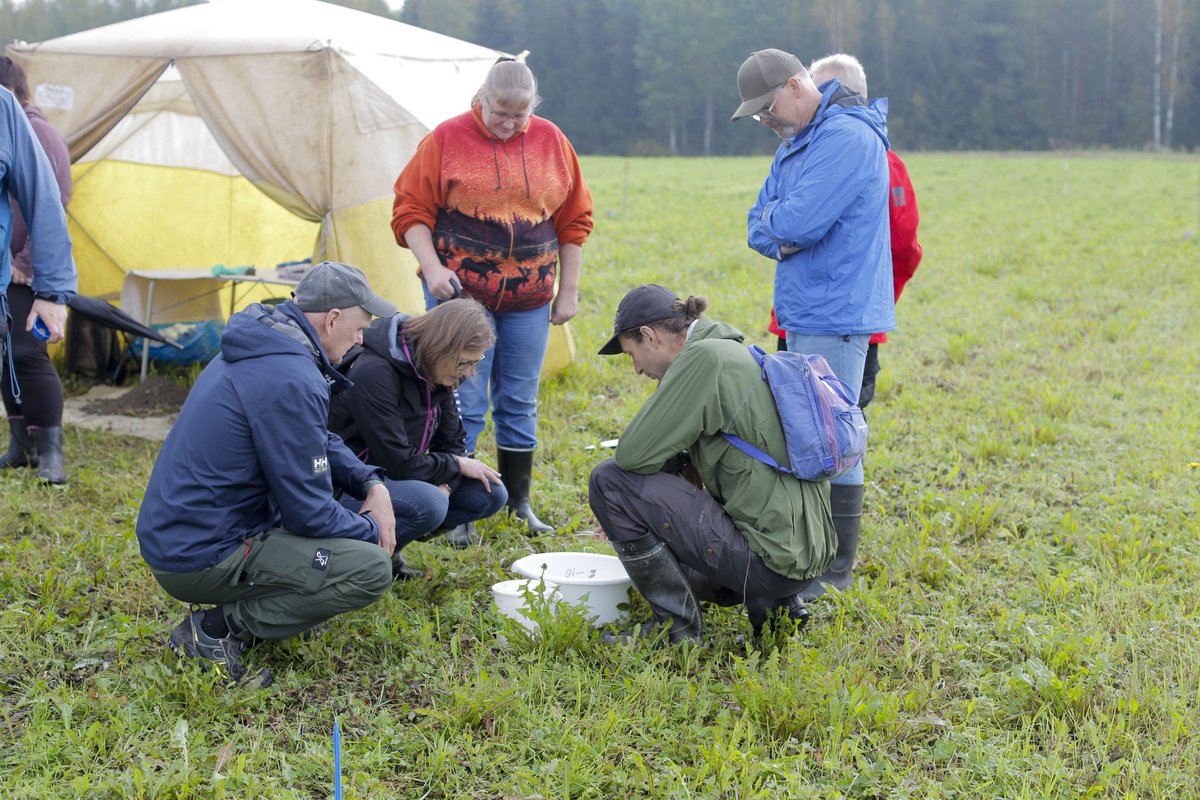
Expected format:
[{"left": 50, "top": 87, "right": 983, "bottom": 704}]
[
  {"left": 520, "top": 135, "right": 531, "bottom": 199},
  {"left": 491, "top": 136, "right": 532, "bottom": 199},
  {"left": 491, "top": 140, "right": 502, "bottom": 191}
]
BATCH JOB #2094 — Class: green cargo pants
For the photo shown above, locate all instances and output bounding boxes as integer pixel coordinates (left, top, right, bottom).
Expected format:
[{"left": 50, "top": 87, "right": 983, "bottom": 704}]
[{"left": 152, "top": 528, "right": 392, "bottom": 642}]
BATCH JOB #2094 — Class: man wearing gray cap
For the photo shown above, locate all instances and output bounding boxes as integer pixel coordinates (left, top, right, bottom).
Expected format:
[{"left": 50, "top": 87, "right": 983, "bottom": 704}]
[
  {"left": 733, "top": 49, "right": 895, "bottom": 600},
  {"left": 589, "top": 284, "right": 835, "bottom": 645},
  {"left": 137, "top": 261, "right": 398, "bottom": 686}
]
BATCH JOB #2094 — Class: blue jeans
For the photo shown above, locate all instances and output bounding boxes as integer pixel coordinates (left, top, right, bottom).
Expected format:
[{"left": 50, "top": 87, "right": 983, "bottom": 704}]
[
  {"left": 341, "top": 478, "right": 508, "bottom": 549},
  {"left": 423, "top": 284, "right": 550, "bottom": 452},
  {"left": 785, "top": 332, "right": 869, "bottom": 486}
]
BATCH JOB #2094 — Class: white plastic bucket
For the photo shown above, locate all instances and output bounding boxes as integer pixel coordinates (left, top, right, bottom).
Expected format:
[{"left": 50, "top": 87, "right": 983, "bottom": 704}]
[
  {"left": 510, "top": 552, "right": 633, "bottom": 626},
  {"left": 491, "top": 578, "right": 561, "bottom": 631}
]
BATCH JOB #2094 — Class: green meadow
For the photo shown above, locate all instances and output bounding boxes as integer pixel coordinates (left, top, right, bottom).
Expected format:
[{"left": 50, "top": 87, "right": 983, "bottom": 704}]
[{"left": 2, "top": 153, "right": 1199, "bottom": 798}]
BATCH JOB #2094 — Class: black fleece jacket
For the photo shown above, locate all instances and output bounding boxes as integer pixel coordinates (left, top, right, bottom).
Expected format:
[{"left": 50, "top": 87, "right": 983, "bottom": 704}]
[{"left": 328, "top": 314, "right": 466, "bottom": 486}]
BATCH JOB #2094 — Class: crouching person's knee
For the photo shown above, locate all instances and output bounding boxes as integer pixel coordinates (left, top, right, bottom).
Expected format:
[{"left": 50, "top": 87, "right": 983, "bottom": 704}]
[
  {"left": 588, "top": 458, "right": 621, "bottom": 509},
  {"left": 341, "top": 544, "right": 393, "bottom": 609}
]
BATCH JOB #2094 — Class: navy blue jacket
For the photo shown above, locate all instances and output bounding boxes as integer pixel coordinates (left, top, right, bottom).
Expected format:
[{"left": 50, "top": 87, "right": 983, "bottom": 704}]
[
  {"left": 136, "top": 301, "right": 383, "bottom": 572},
  {"left": 748, "top": 79, "right": 895, "bottom": 336}
]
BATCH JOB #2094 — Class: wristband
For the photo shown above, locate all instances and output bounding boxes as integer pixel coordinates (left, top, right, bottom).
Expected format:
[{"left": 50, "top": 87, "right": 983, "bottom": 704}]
[
  {"left": 362, "top": 478, "right": 385, "bottom": 494},
  {"left": 34, "top": 291, "right": 69, "bottom": 305}
]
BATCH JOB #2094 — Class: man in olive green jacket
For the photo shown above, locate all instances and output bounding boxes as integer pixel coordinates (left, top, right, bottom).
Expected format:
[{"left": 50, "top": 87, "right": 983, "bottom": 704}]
[{"left": 589, "top": 284, "right": 835, "bottom": 644}]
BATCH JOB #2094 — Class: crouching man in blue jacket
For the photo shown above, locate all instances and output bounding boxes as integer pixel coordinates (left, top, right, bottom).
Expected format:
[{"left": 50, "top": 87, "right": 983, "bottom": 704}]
[{"left": 136, "top": 261, "right": 398, "bottom": 686}]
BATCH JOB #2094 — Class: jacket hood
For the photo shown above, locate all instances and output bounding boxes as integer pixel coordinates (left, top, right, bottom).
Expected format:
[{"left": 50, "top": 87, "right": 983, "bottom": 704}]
[
  {"left": 686, "top": 316, "right": 746, "bottom": 345},
  {"left": 221, "top": 300, "right": 350, "bottom": 389},
  {"left": 823, "top": 79, "right": 890, "bottom": 149},
  {"left": 786, "top": 78, "right": 890, "bottom": 154},
  {"left": 347, "top": 313, "right": 419, "bottom": 375}
]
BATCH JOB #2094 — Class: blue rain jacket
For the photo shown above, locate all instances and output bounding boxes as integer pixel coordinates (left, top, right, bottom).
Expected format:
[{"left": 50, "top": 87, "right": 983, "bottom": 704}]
[
  {"left": 136, "top": 301, "right": 383, "bottom": 572},
  {"left": 748, "top": 79, "right": 895, "bottom": 336}
]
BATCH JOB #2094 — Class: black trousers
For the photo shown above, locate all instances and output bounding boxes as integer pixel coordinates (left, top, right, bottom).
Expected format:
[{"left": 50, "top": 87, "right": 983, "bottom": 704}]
[
  {"left": 2, "top": 284, "right": 64, "bottom": 426},
  {"left": 588, "top": 459, "right": 812, "bottom": 601}
]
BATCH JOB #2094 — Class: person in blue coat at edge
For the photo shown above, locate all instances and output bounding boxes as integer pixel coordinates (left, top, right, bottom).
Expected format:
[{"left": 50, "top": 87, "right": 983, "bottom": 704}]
[
  {"left": 136, "top": 261, "right": 398, "bottom": 688},
  {"left": 0, "top": 83, "right": 77, "bottom": 474},
  {"left": 732, "top": 49, "right": 895, "bottom": 601}
]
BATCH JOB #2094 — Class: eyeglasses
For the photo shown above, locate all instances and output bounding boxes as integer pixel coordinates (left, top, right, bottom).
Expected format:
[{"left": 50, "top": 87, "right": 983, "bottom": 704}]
[
  {"left": 752, "top": 86, "right": 785, "bottom": 123},
  {"left": 483, "top": 96, "right": 532, "bottom": 123},
  {"left": 455, "top": 355, "right": 485, "bottom": 371}
]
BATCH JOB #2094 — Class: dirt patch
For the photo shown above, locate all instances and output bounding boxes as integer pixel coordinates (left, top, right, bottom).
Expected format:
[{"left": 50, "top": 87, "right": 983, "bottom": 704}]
[{"left": 83, "top": 376, "right": 191, "bottom": 418}]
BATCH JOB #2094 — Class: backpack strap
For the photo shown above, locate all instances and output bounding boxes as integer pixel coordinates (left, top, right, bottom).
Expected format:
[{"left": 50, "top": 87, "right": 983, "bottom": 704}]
[
  {"left": 719, "top": 344, "right": 793, "bottom": 475},
  {"left": 721, "top": 431, "right": 794, "bottom": 475}
]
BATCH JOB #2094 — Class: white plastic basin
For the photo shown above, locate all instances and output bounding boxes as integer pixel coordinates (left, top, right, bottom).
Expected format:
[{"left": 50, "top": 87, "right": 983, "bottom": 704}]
[
  {"left": 510, "top": 552, "right": 632, "bottom": 626},
  {"left": 491, "top": 578, "right": 561, "bottom": 631}
]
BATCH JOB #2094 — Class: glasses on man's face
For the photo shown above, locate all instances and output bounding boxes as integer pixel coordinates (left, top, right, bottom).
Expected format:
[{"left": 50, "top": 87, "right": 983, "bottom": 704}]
[
  {"left": 484, "top": 96, "right": 532, "bottom": 123},
  {"left": 455, "top": 355, "right": 485, "bottom": 372},
  {"left": 752, "top": 86, "right": 785, "bottom": 123}
]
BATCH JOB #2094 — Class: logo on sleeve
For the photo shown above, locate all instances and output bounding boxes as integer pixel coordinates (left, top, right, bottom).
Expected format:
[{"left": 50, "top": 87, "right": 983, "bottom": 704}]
[
  {"left": 312, "top": 548, "right": 331, "bottom": 571},
  {"left": 312, "top": 455, "right": 329, "bottom": 474}
]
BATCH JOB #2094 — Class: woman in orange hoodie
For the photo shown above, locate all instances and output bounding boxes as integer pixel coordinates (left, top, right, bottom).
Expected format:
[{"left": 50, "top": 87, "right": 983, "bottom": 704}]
[{"left": 392, "top": 58, "right": 593, "bottom": 535}]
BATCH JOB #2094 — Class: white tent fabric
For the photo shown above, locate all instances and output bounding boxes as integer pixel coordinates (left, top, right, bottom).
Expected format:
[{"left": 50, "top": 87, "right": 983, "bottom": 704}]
[
  {"left": 72, "top": 66, "right": 240, "bottom": 175},
  {"left": 7, "top": 0, "right": 505, "bottom": 310}
]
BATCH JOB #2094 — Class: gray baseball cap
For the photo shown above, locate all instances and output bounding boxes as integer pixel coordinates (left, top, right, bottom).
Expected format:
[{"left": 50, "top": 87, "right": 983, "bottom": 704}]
[
  {"left": 293, "top": 261, "right": 396, "bottom": 317},
  {"left": 731, "top": 49, "right": 804, "bottom": 121},
  {"left": 598, "top": 284, "right": 685, "bottom": 355}
]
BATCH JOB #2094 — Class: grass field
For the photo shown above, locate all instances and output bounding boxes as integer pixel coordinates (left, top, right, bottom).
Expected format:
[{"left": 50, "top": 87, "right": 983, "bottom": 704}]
[{"left": 2, "top": 152, "right": 1199, "bottom": 799}]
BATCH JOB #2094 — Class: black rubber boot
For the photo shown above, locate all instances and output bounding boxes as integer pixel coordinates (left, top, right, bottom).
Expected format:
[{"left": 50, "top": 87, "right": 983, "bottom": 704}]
[
  {"left": 607, "top": 533, "right": 703, "bottom": 645},
  {"left": 0, "top": 418, "right": 37, "bottom": 469},
  {"left": 744, "top": 593, "right": 810, "bottom": 638},
  {"left": 442, "top": 521, "right": 479, "bottom": 548},
  {"left": 680, "top": 565, "right": 744, "bottom": 607},
  {"left": 497, "top": 447, "right": 553, "bottom": 534},
  {"left": 800, "top": 484, "right": 864, "bottom": 601},
  {"left": 31, "top": 426, "right": 66, "bottom": 484}
]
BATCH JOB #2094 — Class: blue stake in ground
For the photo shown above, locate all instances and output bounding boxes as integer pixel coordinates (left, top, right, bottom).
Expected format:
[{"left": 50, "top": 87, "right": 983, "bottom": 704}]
[{"left": 334, "top": 719, "right": 342, "bottom": 800}]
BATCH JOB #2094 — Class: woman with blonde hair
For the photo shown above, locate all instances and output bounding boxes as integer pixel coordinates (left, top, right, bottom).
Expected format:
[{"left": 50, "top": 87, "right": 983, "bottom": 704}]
[{"left": 391, "top": 57, "right": 593, "bottom": 534}]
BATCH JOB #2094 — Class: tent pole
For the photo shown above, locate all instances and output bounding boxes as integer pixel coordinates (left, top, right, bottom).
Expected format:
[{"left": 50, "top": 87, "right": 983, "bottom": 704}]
[{"left": 139, "top": 280, "right": 156, "bottom": 382}]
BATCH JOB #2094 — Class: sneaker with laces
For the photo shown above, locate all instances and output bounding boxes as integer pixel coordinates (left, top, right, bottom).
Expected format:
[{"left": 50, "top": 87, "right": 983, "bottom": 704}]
[{"left": 167, "top": 610, "right": 270, "bottom": 687}]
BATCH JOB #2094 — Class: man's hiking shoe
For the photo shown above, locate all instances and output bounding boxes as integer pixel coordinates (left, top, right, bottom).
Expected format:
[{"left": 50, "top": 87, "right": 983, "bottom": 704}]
[{"left": 168, "top": 610, "right": 271, "bottom": 688}]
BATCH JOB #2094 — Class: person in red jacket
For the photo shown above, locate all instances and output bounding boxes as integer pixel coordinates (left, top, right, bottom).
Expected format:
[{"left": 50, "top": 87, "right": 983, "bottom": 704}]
[
  {"left": 392, "top": 57, "right": 593, "bottom": 535},
  {"left": 768, "top": 53, "right": 922, "bottom": 412}
]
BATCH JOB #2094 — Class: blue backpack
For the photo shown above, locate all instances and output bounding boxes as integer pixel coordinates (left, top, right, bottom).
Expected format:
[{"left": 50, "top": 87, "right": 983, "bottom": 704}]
[{"left": 722, "top": 345, "right": 868, "bottom": 481}]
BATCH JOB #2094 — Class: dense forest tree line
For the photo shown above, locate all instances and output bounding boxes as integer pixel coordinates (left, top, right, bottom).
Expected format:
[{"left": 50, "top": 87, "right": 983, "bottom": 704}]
[{"left": 3, "top": 0, "right": 1196, "bottom": 155}]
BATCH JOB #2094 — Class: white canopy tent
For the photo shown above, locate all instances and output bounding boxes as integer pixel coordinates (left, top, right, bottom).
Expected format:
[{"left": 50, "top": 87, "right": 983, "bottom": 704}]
[{"left": 7, "top": 0, "right": 512, "bottom": 320}]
